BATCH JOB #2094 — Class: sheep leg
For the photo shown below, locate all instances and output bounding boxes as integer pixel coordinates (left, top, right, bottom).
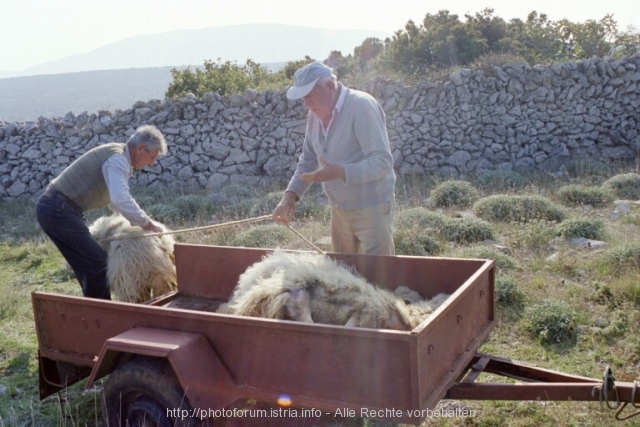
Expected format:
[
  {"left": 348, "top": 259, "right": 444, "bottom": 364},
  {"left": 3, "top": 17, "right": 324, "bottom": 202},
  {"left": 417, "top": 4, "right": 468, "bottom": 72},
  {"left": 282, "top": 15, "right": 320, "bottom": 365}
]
[
  {"left": 344, "top": 314, "right": 359, "bottom": 328},
  {"left": 285, "top": 288, "right": 314, "bottom": 323}
]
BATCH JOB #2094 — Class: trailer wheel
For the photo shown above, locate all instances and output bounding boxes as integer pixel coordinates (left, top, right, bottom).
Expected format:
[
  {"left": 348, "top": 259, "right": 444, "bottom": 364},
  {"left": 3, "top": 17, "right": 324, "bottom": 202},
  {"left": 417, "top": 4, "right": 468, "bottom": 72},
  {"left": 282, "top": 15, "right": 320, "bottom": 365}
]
[{"left": 103, "top": 357, "right": 204, "bottom": 427}]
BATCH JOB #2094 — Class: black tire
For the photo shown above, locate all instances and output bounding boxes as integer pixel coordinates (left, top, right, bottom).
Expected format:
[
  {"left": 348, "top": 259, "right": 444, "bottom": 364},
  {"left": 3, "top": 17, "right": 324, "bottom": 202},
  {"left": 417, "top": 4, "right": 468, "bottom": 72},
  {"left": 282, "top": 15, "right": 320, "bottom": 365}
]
[{"left": 103, "top": 357, "right": 206, "bottom": 427}]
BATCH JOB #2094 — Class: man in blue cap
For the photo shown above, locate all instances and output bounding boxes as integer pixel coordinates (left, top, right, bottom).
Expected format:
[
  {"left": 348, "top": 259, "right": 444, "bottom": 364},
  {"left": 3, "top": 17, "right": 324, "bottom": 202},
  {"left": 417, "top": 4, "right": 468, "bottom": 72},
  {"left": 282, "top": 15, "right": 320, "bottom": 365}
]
[{"left": 273, "top": 62, "right": 396, "bottom": 255}]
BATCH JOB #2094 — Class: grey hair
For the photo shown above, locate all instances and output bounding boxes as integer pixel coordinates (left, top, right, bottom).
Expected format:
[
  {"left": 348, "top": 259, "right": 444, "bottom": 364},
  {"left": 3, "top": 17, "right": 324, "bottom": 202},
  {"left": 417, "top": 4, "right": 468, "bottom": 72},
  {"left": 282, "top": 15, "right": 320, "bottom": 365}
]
[
  {"left": 127, "top": 125, "right": 167, "bottom": 155},
  {"left": 317, "top": 73, "right": 337, "bottom": 88}
]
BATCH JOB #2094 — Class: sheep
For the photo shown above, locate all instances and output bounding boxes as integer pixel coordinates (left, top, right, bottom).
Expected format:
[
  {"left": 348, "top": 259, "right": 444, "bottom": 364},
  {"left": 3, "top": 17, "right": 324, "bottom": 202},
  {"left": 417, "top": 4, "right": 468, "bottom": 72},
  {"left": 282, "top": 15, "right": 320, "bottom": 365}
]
[
  {"left": 220, "top": 250, "right": 449, "bottom": 330},
  {"left": 88, "top": 214, "right": 177, "bottom": 303},
  {"left": 393, "top": 285, "right": 450, "bottom": 322}
]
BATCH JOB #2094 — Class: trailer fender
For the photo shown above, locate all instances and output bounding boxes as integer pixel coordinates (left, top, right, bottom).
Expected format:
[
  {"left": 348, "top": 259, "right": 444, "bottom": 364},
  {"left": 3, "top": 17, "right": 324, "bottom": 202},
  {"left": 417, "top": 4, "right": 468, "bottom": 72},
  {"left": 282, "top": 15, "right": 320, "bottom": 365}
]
[{"left": 86, "top": 327, "right": 239, "bottom": 412}]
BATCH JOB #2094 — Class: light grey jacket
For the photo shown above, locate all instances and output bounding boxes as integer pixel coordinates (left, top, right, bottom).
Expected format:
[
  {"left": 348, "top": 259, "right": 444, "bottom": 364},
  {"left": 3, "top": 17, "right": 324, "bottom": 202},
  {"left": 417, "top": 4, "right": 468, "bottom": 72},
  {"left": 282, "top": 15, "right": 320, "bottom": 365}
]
[{"left": 286, "top": 85, "right": 396, "bottom": 210}]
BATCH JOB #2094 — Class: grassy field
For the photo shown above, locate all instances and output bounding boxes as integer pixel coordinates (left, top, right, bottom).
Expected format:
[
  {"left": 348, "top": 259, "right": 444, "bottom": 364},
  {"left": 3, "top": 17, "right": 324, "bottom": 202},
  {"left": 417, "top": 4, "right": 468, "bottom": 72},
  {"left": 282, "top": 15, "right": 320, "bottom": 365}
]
[{"left": 1, "top": 163, "right": 640, "bottom": 427}]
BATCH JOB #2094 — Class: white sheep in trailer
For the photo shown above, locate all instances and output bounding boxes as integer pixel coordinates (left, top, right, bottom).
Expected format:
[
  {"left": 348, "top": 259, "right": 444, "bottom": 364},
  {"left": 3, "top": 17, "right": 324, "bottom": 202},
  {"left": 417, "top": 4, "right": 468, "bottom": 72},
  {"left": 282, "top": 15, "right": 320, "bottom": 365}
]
[
  {"left": 219, "top": 250, "right": 450, "bottom": 331},
  {"left": 89, "top": 214, "right": 177, "bottom": 303}
]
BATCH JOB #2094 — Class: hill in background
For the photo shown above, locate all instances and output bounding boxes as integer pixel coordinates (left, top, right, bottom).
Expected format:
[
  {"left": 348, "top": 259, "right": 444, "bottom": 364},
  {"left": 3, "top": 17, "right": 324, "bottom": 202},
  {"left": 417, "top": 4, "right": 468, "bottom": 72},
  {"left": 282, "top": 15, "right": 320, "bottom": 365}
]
[
  {"left": 0, "top": 24, "right": 390, "bottom": 122},
  {"left": 0, "top": 67, "right": 177, "bottom": 122}
]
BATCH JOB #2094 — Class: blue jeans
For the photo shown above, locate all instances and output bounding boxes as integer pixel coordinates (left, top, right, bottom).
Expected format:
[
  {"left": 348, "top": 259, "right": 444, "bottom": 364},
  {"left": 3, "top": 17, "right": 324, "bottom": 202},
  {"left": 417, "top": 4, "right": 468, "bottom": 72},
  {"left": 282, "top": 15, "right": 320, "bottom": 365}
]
[{"left": 36, "top": 194, "right": 110, "bottom": 299}]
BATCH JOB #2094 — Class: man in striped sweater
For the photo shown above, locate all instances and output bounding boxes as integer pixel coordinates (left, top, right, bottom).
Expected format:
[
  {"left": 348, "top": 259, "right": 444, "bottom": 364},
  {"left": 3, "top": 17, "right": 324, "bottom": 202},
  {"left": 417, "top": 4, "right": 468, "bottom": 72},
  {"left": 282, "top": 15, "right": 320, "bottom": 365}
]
[
  {"left": 36, "top": 125, "right": 167, "bottom": 299},
  {"left": 273, "top": 62, "right": 396, "bottom": 255}
]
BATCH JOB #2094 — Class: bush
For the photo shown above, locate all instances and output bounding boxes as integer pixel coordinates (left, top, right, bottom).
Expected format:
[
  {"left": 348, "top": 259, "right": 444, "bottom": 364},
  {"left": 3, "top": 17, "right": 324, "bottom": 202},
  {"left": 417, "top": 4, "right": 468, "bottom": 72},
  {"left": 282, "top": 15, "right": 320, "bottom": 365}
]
[
  {"left": 556, "top": 184, "right": 612, "bottom": 207},
  {"left": 506, "top": 219, "right": 558, "bottom": 251},
  {"left": 428, "top": 180, "right": 480, "bottom": 208},
  {"left": 147, "top": 203, "right": 182, "bottom": 223},
  {"left": 248, "top": 191, "right": 329, "bottom": 221},
  {"left": 172, "top": 194, "right": 215, "bottom": 220},
  {"left": 598, "top": 243, "right": 640, "bottom": 277},
  {"left": 230, "top": 224, "right": 293, "bottom": 248},
  {"left": 555, "top": 218, "right": 605, "bottom": 240},
  {"left": 395, "top": 207, "right": 493, "bottom": 244},
  {"left": 495, "top": 276, "right": 525, "bottom": 307},
  {"left": 249, "top": 192, "right": 282, "bottom": 217},
  {"left": 452, "top": 246, "right": 517, "bottom": 271},
  {"left": 523, "top": 299, "right": 576, "bottom": 344},
  {"left": 602, "top": 173, "right": 640, "bottom": 200},
  {"left": 394, "top": 207, "right": 445, "bottom": 255},
  {"left": 395, "top": 207, "right": 448, "bottom": 229},
  {"left": 394, "top": 229, "right": 442, "bottom": 256},
  {"left": 440, "top": 216, "right": 495, "bottom": 244},
  {"left": 473, "top": 195, "right": 566, "bottom": 223},
  {"left": 474, "top": 169, "right": 528, "bottom": 192}
]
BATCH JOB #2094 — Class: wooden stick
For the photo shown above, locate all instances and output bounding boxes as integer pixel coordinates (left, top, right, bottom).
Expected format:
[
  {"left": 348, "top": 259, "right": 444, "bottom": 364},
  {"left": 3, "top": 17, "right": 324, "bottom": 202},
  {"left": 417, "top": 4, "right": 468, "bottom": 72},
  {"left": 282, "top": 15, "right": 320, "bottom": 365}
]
[
  {"left": 285, "top": 224, "right": 325, "bottom": 254},
  {"left": 100, "top": 215, "right": 272, "bottom": 242}
]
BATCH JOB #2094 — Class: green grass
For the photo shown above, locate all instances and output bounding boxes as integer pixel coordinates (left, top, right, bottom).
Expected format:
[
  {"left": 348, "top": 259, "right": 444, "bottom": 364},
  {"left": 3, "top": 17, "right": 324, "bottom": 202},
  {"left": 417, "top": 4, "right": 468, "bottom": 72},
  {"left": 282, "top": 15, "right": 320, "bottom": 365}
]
[{"left": 2, "top": 170, "right": 640, "bottom": 427}]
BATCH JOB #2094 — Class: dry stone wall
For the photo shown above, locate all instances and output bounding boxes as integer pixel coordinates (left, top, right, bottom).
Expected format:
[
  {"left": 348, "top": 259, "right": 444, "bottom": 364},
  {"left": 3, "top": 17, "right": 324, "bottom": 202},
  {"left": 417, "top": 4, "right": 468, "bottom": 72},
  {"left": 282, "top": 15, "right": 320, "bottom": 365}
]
[{"left": 1, "top": 54, "right": 639, "bottom": 200}]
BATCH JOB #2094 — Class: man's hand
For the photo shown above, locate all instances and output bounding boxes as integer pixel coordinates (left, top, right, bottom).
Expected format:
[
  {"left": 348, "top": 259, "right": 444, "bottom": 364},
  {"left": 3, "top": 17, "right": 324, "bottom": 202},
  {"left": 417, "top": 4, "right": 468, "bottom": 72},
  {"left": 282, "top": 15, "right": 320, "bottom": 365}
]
[
  {"left": 300, "top": 156, "right": 345, "bottom": 182},
  {"left": 142, "top": 221, "right": 163, "bottom": 233},
  {"left": 272, "top": 191, "right": 297, "bottom": 225}
]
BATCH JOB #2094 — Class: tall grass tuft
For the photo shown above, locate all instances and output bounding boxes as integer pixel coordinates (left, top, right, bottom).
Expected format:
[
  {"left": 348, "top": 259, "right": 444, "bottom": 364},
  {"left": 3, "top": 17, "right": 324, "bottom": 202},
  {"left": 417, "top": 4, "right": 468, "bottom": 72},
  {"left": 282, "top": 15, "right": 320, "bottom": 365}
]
[
  {"left": 428, "top": 180, "right": 480, "bottom": 208},
  {"left": 601, "top": 173, "right": 640, "bottom": 200},
  {"left": 597, "top": 243, "right": 640, "bottom": 275},
  {"left": 495, "top": 275, "right": 526, "bottom": 308},
  {"left": 523, "top": 299, "right": 576, "bottom": 344},
  {"left": 394, "top": 207, "right": 494, "bottom": 244},
  {"left": 555, "top": 218, "right": 605, "bottom": 240},
  {"left": 556, "top": 184, "right": 612, "bottom": 207},
  {"left": 450, "top": 245, "right": 518, "bottom": 271},
  {"left": 473, "top": 194, "right": 566, "bottom": 223},
  {"left": 229, "top": 223, "right": 293, "bottom": 248}
]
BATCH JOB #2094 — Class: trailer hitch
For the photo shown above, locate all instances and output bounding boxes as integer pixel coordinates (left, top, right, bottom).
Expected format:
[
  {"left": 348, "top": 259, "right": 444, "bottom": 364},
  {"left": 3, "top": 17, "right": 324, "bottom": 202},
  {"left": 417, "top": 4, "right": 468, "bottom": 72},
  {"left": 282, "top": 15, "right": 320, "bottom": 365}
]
[
  {"left": 614, "top": 380, "right": 640, "bottom": 421},
  {"left": 595, "top": 366, "right": 620, "bottom": 410},
  {"left": 447, "top": 354, "right": 640, "bottom": 421},
  {"left": 592, "top": 366, "right": 640, "bottom": 421}
]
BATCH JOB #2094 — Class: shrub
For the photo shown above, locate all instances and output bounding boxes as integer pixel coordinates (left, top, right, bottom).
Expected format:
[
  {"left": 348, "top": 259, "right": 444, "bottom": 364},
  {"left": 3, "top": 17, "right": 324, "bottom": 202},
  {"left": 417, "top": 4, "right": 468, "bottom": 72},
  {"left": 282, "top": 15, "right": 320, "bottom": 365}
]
[
  {"left": 556, "top": 184, "right": 612, "bottom": 207},
  {"left": 428, "top": 180, "right": 480, "bottom": 208},
  {"left": 172, "top": 194, "right": 216, "bottom": 220},
  {"left": 249, "top": 192, "right": 282, "bottom": 217},
  {"left": 598, "top": 243, "right": 640, "bottom": 277},
  {"left": 523, "top": 299, "right": 576, "bottom": 344},
  {"left": 395, "top": 207, "right": 448, "bottom": 229},
  {"left": 394, "top": 207, "right": 445, "bottom": 255},
  {"left": 440, "top": 216, "right": 495, "bottom": 244},
  {"left": 248, "top": 191, "right": 329, "bottom": 221},
  {"left": 594, "top": 309, "right": 628, "bottom": 341},
  {"left": 474, "top": 169, "right": 528, "bottom": 192},
  {"left": 495, "top": 276, "right": 525, "bottom": 307},
  {"left": 506, "top": 219, "right": 558, "bottom": 251},
  {"left": 589, "top": 282, "right": 615, "bottom": 306},
  {"left": 395, "top": 207, "right": 493, "bottom": 244},
  {"left": 394, "top": 229, "right": 442, "bottom": 256},
  {"left": 453, "top": 246, "right": 517, "bottom": 271},
  {"left": 555, "top": 218, "right": 605, "bottom": 240},
  {"left": 230, "top": 224, "right": 293, "bottom": 248},
  {"left": 147, "top": 203, "right": 182, "bottom": 223},
  {"left": 473, "top": 195, "right": 566, "bottom": 223},
  {"left": 602, "top": 173, "right": 640, "bottom": 200}
]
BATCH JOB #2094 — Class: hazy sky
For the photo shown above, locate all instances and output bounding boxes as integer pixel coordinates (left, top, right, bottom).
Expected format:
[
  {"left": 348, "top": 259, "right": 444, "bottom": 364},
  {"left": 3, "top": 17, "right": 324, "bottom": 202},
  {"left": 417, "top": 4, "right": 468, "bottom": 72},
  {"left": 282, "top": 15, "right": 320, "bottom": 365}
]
[{"left": 1, "top": 0, "right": 638, "bottom": 73}]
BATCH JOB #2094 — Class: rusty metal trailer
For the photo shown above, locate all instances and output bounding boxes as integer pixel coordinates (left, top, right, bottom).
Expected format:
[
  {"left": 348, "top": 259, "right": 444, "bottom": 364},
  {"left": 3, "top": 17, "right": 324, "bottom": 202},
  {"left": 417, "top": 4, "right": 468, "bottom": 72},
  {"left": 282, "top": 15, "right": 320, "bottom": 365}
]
[{"left": 31, "top": 244, "right": 640, "bottom": 426}]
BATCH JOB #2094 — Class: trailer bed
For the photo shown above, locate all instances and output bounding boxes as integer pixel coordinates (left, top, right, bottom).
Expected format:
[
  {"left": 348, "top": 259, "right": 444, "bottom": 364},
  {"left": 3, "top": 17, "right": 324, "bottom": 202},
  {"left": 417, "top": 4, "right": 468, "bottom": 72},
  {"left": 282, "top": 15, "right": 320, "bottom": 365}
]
[{"left": 32, "top": 244, "right": 494, "bottom": 424}]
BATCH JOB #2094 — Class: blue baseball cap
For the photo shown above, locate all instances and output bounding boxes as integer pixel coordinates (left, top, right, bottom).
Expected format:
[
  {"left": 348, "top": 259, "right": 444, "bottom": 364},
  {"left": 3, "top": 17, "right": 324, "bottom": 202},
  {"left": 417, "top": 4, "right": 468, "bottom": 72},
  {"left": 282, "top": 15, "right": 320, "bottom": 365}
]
[{"left": 286, "top": 62, "right": 334, "bottom": 100}]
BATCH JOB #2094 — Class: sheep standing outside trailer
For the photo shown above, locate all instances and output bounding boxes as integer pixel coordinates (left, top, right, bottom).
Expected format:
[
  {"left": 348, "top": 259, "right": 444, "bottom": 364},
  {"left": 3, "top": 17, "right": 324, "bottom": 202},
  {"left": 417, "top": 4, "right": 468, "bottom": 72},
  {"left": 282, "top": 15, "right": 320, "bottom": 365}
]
[{"left": 89, "top": 214, "right": 177, "bottom": 303}]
